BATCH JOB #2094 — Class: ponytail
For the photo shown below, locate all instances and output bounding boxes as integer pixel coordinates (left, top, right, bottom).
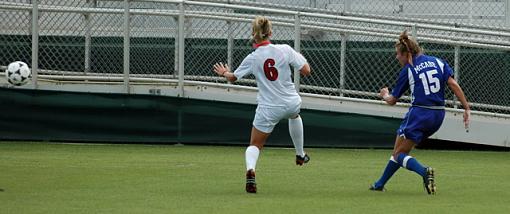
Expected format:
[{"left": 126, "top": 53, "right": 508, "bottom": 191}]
[
  {"left": 395, "top": 30, "right": 422, "bottom": 65},
  {"left": 252, "top": 16, "right": 272, "bottom": 43}
]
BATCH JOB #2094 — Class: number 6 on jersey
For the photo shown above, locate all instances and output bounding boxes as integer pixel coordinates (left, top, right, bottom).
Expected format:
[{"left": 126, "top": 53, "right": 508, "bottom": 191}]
[{"left": 263, "top": 58, "right": 278, "bottom": 81}]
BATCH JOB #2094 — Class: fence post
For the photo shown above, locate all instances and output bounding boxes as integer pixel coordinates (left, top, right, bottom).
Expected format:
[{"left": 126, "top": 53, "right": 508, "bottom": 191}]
[
  {"left": 123, "top": 0, "right": 130, "bottom": 93},
  {"left": 84, "top": 0, "right": 96, "bottom": 74},
  {"left": 411, "top": 24, "right": 417, "bottom": 38},
  {"left": 309, "top": 0, "right": 316, "bottom": 8},
  {"left": 454, "top": 45, "right": 460, "bottom": 108},
  {"left": 294, "top": 13, "right": 301, "bottom": 92},
  {"left": 469, "top": 0, "right": 473, "bottom": 24},
  {"left": 340, "top": 0, "right": 351, "bottom": 96},
  {"left": 177, "top": 1, "right": 185, "bottom": 96},
  {"left": 227, "top": 20, "right": 233, "bottom": 75},
  {"left": 173, "top": 17, "right": 178, "bottom": 79},
  {"left": 30, "top": 0, "right": 39, "bottom": 89},
  {"left": 507, "top": 0, "right": 510, "bottom": 28},
  {"left": 339, "top": 33, "right": 346, "bottom": 96},
  {"left": 344, "top": 0, "right": 351, "bottom": 13}
]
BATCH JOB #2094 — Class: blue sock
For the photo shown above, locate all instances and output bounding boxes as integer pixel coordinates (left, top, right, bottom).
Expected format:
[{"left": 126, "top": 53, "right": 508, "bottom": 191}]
[
  {"left": 397, "top": 153, "right": 426, "bottom": 177},
  {"left": 374, "top": 156, "right": 400, "bottom": 189}
]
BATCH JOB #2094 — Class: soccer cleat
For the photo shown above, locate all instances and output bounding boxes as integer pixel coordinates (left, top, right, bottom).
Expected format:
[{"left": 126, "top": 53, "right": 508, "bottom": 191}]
[
  {"left": 423, "top": 167, "right": 436, "bottom": 195},
  {"left": 245, "top": 169, "right": 257, "bottom": 193},
  {"left": 295, "top": 154, "right": 310, "bottom": 166},
  {"left": 369, "top": 184, "right": 386, "bottom": 192}
]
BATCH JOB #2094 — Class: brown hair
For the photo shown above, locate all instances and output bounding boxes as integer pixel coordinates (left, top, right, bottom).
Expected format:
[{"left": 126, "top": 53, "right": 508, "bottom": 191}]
[
  {"left": 252, "top": 16, "right": 272, "bottom": 43},
  {"left": 395, "top": 30, "right": 422, "bottom": 65}
]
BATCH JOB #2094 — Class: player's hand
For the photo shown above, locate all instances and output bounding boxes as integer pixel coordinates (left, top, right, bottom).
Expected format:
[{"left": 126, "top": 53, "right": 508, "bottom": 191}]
[
  {"left": 379, "top": 87, "right": 389, "bottom": 98},
  {"left": 463, "top": 109, "right": 470, "bottom": 132},
  {"left": 213, "top": 63, "right": 230, "bottom": 76}
]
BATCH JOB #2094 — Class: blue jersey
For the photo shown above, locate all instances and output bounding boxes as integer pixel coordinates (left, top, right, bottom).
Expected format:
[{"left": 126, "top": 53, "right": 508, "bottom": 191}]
[{"left": 391, "top": 54, "right": 453, "bottom": 107}]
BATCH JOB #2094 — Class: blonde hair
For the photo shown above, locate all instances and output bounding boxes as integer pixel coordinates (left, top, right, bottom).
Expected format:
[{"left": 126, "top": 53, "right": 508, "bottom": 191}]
[
  {"left": 252, "top": 16, "right": 272, "bottom": 43},
  {"left": 395, "top": 30, "right": 422, "bottom": 65}
]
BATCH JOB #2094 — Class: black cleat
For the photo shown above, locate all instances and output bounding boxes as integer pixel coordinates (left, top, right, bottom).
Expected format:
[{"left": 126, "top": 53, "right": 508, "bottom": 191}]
[
  {"left": 423, "top": 167, "right": 436, "bottom": 195},
  {"left": 246, "top": 169, "right": 257, "bottom": 193},
  {"left": 296, "top": 154, "right": 310, "bottom": 166},
  {"left": 369, "top": 184, "right": 386, "bottom": 192}
]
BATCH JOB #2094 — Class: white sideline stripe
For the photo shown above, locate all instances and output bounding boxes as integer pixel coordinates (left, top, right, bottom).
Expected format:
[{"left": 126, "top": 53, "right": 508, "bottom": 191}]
[{"left": 403, "top": 156, "right": 413, "bottom": 168}]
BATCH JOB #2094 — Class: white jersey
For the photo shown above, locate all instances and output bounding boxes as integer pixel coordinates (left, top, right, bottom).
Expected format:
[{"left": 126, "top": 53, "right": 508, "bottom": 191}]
[{"left": 234, "top": 44, "right": 307, "bottom": 107}]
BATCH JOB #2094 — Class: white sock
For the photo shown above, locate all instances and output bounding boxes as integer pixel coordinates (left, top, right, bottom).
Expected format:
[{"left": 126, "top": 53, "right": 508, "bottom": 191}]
[
  {"left": 289, "top": 116, "right": 305, "bottom": 157},
  {"left": 245, "top": 145, "right": 260, "bottom": 171}
]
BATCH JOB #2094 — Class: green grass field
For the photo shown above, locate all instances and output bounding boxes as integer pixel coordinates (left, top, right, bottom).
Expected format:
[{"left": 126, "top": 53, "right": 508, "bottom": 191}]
[{"left": 1, "top": 142, "right": 509, "bottom": 214}]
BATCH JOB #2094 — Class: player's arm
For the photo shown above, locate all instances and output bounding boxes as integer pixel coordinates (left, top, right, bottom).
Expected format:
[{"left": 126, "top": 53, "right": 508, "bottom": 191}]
[
  {"left": 213, "top": 63, "right": 237, "bottom": 82},
  {"left": 287, "top": 45, "right": 310, "bottom": 76},
  {"left": 447, "top": 76, "right": 470, "bottom": 129},
  {"left": 299, "top": 63, "right": 311, "bottom": 76},
  {"left": 382, "top": 68, "right": 408, "bottom": 106},
  {"left": 380, "top": 87, "right": 397, "bottom": 105}
]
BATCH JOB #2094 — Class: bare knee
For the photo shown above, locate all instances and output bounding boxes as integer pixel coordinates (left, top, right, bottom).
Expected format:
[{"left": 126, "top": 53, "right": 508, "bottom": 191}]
[
  {"left": 250, "top": 142, "right": 264, "bottom": 150},
  {"left": 393, "top": 141, "right": 417, "bottom": 160},
  {"left": 250, "top": 127, "right": 271, "bottom": 150}
]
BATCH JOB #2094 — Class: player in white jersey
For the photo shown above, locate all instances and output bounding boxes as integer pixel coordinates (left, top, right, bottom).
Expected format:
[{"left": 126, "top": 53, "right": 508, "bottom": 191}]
[{"left": 213, "top": 16, "right": 311, "bottom": 193}]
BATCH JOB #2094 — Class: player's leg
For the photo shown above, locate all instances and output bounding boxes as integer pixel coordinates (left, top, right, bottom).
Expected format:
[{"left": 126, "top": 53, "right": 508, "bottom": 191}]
[
  {"left": 246, "top": 127, "right": 270, "bottom": 171},
  {"left": 245, "top": 127, "right": 270, "bottom": 193},
  {"left": 287, "top": 102, "right": 309, "bottom": 166},
  {"left": 394, "top": 108, "right": 443, "bottom": 194},
  {"left": 393, "top": 138, "right": 426, "bottom": 176},
  {"left": 288, "top": 114, "right": 309, "bottom": 165},
  {"left": 393, "top": 138, "right": 435, "bottom": 194},
  {"left": 394, "top": 107, "right": 444, "bottom": 177},
  {"left": 370, "top": 136, "right": 402, "bottom": 191},
  {"left": 245, "top": 106, "right": 277, "bottom": 193},
  {"left": 288, "top": 114, "right": 304, "bottom": 157},
  {"left": 370, "top": 109, "right": 414, "bottom": 192}
]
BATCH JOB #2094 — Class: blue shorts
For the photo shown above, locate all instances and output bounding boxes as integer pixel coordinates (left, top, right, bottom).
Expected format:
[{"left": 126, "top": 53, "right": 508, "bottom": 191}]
[{"left": 397, "top": 106, "right": 445, "bottom": 144}]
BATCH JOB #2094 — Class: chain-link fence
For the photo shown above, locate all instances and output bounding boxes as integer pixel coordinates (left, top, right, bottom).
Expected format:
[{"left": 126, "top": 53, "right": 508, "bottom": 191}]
[
  {"left": 1, "top": 0, "right": 509, "bottom": 115},
  {"left": 217, "top": 0, "right": 510, "bottom": 29},
  {"left": 0, "top": 1, "right": 31, "bottom": 68}
]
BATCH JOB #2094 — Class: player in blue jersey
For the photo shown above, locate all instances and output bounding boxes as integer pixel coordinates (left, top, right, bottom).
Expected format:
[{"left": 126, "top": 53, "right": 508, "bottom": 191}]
[{"left": 370, "top": 30, "right": 470, "bottom": 194}]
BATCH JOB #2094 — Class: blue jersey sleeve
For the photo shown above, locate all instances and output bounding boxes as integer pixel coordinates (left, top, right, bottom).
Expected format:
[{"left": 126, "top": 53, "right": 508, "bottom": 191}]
[
  {"left": 391, "top": 67, "right": 410, "bottom": 98},
  {"left": 442, "top": 60, "right": 454, "bottom": 80},
  {"left": 435, "top": 57, "right": 453, "bottom": 82}
]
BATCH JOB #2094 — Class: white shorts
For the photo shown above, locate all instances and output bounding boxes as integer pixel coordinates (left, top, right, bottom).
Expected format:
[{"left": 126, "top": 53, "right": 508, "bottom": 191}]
[{"left": 252, "top": 102, "right": 301, "bottom": 133}]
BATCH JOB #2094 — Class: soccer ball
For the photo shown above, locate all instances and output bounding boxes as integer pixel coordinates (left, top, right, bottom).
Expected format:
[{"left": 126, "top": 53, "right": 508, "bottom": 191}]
[{"left": 5, "top": 61, "right": 31, "bottom": 86}]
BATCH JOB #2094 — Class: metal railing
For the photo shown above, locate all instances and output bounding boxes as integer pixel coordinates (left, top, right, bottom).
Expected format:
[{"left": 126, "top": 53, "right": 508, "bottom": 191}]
[{"left": 1, "top": 0, "right": 509, "bottom": 116}]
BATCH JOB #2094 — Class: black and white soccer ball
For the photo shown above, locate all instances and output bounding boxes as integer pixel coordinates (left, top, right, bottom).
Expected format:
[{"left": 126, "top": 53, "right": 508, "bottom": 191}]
[{"left": 5, "top": 61, "right": 31, "bottom": 86}]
